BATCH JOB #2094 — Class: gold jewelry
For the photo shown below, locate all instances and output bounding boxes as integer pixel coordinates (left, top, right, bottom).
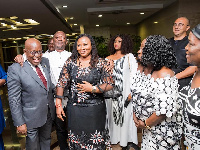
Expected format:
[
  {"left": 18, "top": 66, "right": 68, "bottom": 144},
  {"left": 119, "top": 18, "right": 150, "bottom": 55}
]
[{"left": 144, "top": 120, "right": 151, "bottom": 130}]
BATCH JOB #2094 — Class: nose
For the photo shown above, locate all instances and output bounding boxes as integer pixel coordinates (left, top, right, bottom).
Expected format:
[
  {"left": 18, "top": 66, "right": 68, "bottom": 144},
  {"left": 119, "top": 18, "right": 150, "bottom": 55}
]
[{"left": 185, "top": 44, "right": 189, "bottom": 51}]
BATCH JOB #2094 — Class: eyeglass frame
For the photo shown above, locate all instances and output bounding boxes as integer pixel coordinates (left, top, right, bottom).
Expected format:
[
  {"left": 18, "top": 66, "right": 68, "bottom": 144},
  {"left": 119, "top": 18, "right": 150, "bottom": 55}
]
[
  {"left": 173, "top": 23, "right": 189, "bottom": 28},
  {"left": 26, "top": 49, "right": 43, "bottom": 56}
]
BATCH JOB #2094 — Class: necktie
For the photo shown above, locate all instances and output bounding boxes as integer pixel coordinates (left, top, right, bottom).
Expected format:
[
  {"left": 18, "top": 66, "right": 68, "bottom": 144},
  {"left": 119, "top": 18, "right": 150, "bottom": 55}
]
[{"left": 35, "top": 66, "right": 47, "bottom": 89}]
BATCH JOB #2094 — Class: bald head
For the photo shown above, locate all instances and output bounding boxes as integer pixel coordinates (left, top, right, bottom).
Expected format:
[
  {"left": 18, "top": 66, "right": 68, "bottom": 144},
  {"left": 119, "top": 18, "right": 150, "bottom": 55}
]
[
  {"left": 24, "top": 38, "right": 43, "bottom": 66},
  {"left": 175, "top": 17, "right": 190, "bottom": 26},
  {"left": 25, "top": 38, "right": 42, "bottom": 50}
]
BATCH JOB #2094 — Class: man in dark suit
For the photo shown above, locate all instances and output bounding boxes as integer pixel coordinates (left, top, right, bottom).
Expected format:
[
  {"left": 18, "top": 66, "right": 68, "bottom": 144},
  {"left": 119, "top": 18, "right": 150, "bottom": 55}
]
[{"left": 7, "top": 38, "right": 55, "bottom": 150}]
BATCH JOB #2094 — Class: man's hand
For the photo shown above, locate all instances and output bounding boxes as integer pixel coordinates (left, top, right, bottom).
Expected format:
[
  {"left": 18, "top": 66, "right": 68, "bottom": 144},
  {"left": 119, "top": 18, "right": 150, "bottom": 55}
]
[
  {"left": 14, "top": 54, "right": 24, "bottom": 66},
  {"left": 17, "top": 124, "right": 27, "bottom": 135}
]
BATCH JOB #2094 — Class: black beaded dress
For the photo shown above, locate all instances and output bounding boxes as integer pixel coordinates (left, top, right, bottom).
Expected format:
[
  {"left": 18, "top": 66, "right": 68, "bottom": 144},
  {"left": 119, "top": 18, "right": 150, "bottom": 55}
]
[{"left": 57, "top": 58, "right": 113, "bottom": 150}]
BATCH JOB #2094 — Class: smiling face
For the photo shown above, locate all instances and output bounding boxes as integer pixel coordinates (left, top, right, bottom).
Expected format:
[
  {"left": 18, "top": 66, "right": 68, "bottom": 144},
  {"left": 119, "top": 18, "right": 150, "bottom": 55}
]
[
  {"left": 173, "top": 17, "right": 190, "bottom": 38},
  {"left": 114, "top": 36, "right": 122, "bottom": 51},
  {"left": 24, "top": 38, "right": 43, "bottom": 66},
  {"left": 53, "top": 31, "right": 67, "bottom": 51},
  {"left": 185, "top": 32, "right": 200, "bottom": 66},
  {"left": 77, "top": 36, "right": 92, "bottom": 58}
]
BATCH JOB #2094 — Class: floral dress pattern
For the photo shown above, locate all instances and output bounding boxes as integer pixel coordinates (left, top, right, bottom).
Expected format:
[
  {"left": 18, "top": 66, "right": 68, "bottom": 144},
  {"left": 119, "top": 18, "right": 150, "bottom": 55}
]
[
  {"left": 179, "top": 83, "right": 200, "bottom": 150},
  {"left": 131, "top": 71, "right": 182, "bottom": 150},
  {"left": 57, "top": 58, "right": 113, "bottom": 150}
]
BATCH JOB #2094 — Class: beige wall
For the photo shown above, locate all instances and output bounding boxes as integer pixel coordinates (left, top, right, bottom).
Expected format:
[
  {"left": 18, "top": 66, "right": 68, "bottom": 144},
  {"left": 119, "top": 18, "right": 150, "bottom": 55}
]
[
  {"left": 136, "top": 1, "right": 179, "bottom": 40},
  {"left": 136, "top": 0, "right": 200, "bottom": 40}
]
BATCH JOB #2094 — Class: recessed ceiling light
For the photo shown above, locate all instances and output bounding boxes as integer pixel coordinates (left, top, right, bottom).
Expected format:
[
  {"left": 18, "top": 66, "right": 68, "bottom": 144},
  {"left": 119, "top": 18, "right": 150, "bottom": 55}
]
[
  {"left": 70, "top": 17, "right": 74, "bottom": 20},
  {"left": 127, "top": 23, "right": 130, "bottom": 25},
  {"left": 63, "top": 6, "right": 68, "bottom": 8},
  {"left": 154, "top": 22, "right": 158, "bottom": 24},
  {"left": 74, "top": 24, "right": 77, "bottom": 26},
  {"left": 98, "top": 15, "right": 102, "bottom": 17},
  {"left": 140, "top": 13, "right": 145, "bottom": 15},
  {"left": 96, "top": 24, "right": 99, "bottom": 27}
]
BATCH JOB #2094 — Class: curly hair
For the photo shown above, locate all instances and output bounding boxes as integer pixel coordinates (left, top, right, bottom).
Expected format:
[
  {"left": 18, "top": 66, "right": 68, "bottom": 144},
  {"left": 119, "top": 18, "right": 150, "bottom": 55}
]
[
  {"left": 70, "top": 34, "right": 99, "bottom": 68},
  {"left": 141, "top": 35, "right": 177, "bottom": 71},
  {"left": 108, "top": 34, "right": 133, "bottom": 55}
]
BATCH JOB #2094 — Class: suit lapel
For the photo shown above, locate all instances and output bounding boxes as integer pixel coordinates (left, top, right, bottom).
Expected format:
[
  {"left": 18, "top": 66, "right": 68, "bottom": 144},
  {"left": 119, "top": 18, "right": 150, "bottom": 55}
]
[{"left": 23, "top": 61, "right": 47, "bottom": 90}]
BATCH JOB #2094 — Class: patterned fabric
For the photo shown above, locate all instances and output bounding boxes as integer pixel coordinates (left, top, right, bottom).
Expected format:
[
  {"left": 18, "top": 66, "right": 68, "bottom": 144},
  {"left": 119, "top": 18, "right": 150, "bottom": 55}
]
[
  {"left": 105, "top": 54, "right": 138, "bottom": 146},
  {"left": 179, "top": 83, "right": 200, "bottom": 150},
  {"left": 68, "top": 130, "right": 110, "bottom": 150},
  {"left": 131, "top": 71, "right": 182, "bottom": 150},
  {"left": 57, "top": 58, "right": 113, "bottom": 149}
]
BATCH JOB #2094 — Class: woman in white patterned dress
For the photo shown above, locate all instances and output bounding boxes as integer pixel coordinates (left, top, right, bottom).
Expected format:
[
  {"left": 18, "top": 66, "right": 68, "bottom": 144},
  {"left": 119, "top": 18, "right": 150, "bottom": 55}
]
[
  {"left": 105, "top": 34, "right": 138, "bottom": 150},
  {"left": 131, "top": 35, "right": 183, "bottom": 150},
  {"left": 178, "top": 24, "right": 200, "bottom": 149}
]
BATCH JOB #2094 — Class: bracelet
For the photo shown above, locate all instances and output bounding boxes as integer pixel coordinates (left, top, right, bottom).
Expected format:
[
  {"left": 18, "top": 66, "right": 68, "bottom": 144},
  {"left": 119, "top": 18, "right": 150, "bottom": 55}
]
[
  {"left": 55, "top": 95, "right": 64, "bottom": 100},
  {"left": 144, "top": 120, "right": 151, "bottom": 130},
  {"left": 91, "top": 86, "right": 97, "bottom": 93},
  {"left": 55, "top": 104, "right": 62, "bottom": 108}
]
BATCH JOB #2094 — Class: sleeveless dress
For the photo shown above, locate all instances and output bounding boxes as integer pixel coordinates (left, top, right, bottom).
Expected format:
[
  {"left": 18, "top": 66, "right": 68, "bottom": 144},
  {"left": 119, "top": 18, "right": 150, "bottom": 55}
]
[
  {"left": 57, "top": 58, "right": 113, "bottom": 150},
  {"left": 131, "top": 71, "right": 182, "bottom": 150},
  {"left": 178, "top": 80, "right": 200, "bottom": 150},
  {"left": 105, "top": 53, "right": 138, "bottom": 147}
]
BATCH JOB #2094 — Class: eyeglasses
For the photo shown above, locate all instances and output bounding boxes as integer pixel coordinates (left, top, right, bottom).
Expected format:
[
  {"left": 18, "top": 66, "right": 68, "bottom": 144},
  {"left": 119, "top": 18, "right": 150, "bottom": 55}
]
[
  {"left": 26, "top": 50, "right": 43, "bottom": 55},
  {"left": 173, "top": 23, "right": 188, "bottom": 28}
]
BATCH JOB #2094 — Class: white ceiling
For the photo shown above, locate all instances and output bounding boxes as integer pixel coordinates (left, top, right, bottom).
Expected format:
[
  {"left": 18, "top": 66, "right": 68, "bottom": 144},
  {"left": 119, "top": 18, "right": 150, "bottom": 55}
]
[{"left": 0, "top": 0, "right": 177, "bottom": 40}]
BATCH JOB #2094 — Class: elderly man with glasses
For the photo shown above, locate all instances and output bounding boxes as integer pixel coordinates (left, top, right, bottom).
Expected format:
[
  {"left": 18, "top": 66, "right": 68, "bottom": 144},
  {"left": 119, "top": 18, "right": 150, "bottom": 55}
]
[
  {"left": 7, "top": 38, "right": 55, "bottom": 150},
  {"left": 169, "top": 17, "right": 197, "bottom": 90}
]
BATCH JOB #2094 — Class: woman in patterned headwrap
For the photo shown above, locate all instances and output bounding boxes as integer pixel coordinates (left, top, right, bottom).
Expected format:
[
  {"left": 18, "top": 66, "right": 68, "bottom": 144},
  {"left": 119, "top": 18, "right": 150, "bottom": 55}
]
[{"left": 179, "top": 24, "right": 200, "bottom": 150}]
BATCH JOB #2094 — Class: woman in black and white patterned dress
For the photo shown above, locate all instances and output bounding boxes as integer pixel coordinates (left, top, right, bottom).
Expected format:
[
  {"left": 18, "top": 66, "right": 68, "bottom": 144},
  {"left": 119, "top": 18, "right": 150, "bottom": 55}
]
[
  {"left": 105, "top": 34, "right": 138, "bottom": 150},
  {"left": 179, "top": 24, "right": 200, "bottom": 150},
  {"left": 131, "top": 35, "right": 183, "bottom": 150}
]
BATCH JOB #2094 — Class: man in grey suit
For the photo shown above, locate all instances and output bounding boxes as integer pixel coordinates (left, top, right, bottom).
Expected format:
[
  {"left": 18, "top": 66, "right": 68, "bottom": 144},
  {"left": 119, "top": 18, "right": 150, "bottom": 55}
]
[{"left": 7, "top": 38, "right": 55, "bottom": 150}]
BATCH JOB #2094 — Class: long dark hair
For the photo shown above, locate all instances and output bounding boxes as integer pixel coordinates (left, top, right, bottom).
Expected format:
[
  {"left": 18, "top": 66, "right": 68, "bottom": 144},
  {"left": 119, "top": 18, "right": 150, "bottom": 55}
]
[
  {"left": 141, "top": 35, "right": 177, "bottom": 71},
  {"left": 108, "top": 34, "right": 133, "bottom": 55},
  {"left": 70, "top": 34, "right": 99, "bottom": 68}
]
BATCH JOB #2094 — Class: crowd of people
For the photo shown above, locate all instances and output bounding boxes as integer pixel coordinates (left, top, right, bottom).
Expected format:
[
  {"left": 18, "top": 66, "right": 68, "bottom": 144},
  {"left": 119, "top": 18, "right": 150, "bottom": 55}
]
[{"left": 0, "top": 16, "right": 199, "bottom": 150}]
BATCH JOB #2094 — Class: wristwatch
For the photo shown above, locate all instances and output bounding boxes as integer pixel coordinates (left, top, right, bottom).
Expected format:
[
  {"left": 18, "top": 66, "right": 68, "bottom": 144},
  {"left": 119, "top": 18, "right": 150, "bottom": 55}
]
[
  {"left": 91, "top": 86, "right": 97, "bottom": 93},
  {"left": 144, "top": 120, "right": 151, "bottom": 130}
]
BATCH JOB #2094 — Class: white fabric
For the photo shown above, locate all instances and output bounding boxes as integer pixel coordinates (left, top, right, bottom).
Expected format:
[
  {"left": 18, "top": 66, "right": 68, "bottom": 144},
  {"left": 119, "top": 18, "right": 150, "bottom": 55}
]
[
  {"left": 43, "top": 50, "right": 72, "bottom": 107},
  {"left": 106, "top": 53, "right": 138, "bottom": 147}
]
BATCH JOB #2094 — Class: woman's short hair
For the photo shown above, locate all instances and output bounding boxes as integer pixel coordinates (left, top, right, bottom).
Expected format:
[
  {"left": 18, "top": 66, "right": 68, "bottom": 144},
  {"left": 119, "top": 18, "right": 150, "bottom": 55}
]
[
  {"left": 108, "top": 34, "right": 133, "bottom": 55},
  {"left": 141, "top": 35, "right": 177, "bottom": 71},
  {"left": 70, "top": 34, "right": 99, "bottom": 68}
]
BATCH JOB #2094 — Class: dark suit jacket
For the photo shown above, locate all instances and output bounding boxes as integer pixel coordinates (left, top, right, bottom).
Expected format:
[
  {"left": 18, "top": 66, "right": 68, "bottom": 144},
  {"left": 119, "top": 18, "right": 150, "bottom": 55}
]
[{"left": 7, "top": 58, "right": 55, "bottom": 129}]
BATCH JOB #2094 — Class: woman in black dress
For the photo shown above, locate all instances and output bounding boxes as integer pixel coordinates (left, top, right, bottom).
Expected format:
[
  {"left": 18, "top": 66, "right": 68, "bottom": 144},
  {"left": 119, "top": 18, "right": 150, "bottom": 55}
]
[{"left": 56, "top": 34, "right": 113, "bottom": 150}]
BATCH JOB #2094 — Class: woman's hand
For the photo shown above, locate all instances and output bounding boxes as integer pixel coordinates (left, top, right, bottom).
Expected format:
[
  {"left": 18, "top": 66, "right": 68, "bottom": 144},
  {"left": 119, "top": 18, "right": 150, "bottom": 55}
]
[
  {"left": 77, "top": 81, "right": 93, "bottom": 93},
  {"left": 56, "top": 98, "right": 66, "bottom": 121},
  {"left": 137, "top": 120, "right": 146, "bottom": 129},
  {"left": 133, "top": 113, "right": 139, "bottom": 126}
]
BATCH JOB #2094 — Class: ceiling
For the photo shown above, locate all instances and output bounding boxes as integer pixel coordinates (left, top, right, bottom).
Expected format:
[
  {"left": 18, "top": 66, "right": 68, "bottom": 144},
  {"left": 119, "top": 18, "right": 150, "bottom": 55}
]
[{"left": 0, "top": 0, "right": 177, "bottom": 41}]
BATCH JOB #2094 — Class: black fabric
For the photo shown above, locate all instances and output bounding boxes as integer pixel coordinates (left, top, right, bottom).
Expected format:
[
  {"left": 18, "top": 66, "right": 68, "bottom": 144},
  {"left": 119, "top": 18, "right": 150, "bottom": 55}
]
[{"left": 169, "top": 36, "right": 193, "bottom": 90}]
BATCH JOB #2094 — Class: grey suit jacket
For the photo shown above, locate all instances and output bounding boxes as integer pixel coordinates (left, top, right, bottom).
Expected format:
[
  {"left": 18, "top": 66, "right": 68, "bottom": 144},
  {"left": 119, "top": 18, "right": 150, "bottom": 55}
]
[{"left": 7, "top": 58, "right": 55, "bottom": 129}]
